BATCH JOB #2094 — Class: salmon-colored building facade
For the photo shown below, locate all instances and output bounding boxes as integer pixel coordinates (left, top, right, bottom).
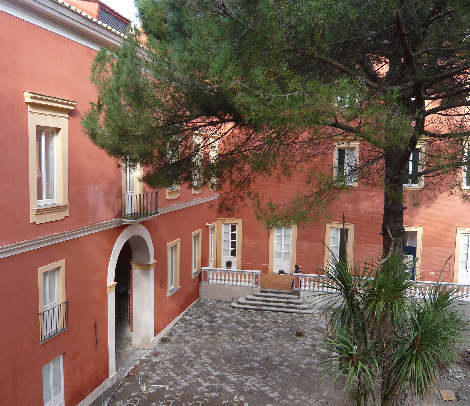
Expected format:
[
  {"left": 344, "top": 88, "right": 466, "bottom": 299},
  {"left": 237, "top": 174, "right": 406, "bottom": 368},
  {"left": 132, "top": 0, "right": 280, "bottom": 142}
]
[
  {"left": 0, "top": 1, "right": 217, "bottom": 404},
  {"left": 2, "top": 1, "right": 470, "bottom": 405}
]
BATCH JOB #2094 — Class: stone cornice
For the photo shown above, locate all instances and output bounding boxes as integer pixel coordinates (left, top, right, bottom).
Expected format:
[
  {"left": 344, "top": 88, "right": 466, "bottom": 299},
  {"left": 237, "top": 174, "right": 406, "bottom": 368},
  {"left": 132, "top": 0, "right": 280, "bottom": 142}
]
[
  {"left": 0, "top": 219, "right": 122, "bottom": 259},
  {"left": 157, "top": 194, "right": 219, "bottom": 216},
  {"left": 0, "top": 0, "right": 125, "bottom": 50},
  {"left": 0, "top": 194, "right": 219, "bottom": 259},
  {"left": 24, "top": 91, "right": 77, "bottom": 110}
]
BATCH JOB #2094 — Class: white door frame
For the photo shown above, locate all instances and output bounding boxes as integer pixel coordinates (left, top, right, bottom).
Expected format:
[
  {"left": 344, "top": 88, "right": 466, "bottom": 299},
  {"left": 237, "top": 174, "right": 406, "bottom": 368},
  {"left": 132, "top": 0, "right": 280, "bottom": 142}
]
[
  {"left": 273, "top": 227, "right": 292, "bottom": 273},
  {"left": 455, "top": 229, "right": 470, "bottom": 284},
  {"left": 222, "top": 223, "right": 237, "bottom": 268},
  {"left": 106, "top": 224, "right": 155, "bottom": 376}
]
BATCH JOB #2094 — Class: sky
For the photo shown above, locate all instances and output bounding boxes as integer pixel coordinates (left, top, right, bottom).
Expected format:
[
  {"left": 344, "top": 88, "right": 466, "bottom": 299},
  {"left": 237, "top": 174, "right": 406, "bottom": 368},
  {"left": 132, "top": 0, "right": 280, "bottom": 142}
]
[{"left": 101, "top": 0, "right": 139, "bottom": 25}]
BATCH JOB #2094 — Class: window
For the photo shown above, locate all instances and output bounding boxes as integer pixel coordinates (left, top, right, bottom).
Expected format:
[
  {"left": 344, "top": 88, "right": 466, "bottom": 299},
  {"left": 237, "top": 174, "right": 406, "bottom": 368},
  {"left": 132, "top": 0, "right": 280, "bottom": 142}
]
[
  {"left": 269, "top": 226, "right": 297, "bottom": 273},
  {"left": 404, "top": 148, "right": 420, "bottom": 187},
  {"left": 403, "top": 226, "right": 423, "bottom": 280},
  {"left": 42, "top": 355, "right": 64, "bottom": 406},
  {"left": 216, "top": 218, "right": 242, "bottom": 269},
  {"left": 166, "top": 144, "right": 180, "bottom": 199},
  {"left": 334, "top": 141, "right": 359, "bottom": 186},
  {"left": 25, "top": 92, "right": 76, "bottom": 223},
  {"left": 462, "top": 144, "right": 470, "bottom": 189},
  {"left": 192, "top": 229, "right": 202, "bottom": 276},
  {"left": 192, "top": 135, "right": 203, "bottom": 192},
  {"left": 454, "top": 228, "right": 470, "bottom": 284},
  {"left": 208, "top": 224, "right": 216, "bottom": 267},
  {"left": 209, "top": 136, "right": 219, "bottom": 189},
  {"left": 324, "top": 223, "right": 354, "bottom": 268},
  {"left": 122, "top": 158, "right": 143, "bottom": 216},
  {"left": 167, "top": 239, "right": 180, "bottom": 295},
  {"left": 36, "top": 128, "right": 56, "bottom": 206},
  {"left": 403, "top": 143, "right": 425, "bottom": 189},
  {"left": 38, "top": 260, "right": 67, "bottom": 342}
]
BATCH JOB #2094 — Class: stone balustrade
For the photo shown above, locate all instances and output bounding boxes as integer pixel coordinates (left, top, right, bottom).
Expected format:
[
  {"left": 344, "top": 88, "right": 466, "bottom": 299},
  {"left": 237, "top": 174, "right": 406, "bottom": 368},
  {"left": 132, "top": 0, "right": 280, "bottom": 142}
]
[
  {"left": 201, "top": 267, "right": 261, "bottom": 288},
  {"left": 292, "top": 273, "right": 470, "bottom": 301}
]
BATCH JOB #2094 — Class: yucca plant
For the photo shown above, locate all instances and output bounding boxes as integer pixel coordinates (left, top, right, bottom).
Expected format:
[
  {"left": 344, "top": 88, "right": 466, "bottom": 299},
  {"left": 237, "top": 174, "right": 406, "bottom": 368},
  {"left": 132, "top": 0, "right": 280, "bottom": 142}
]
[{"left": 321, "top": 253, "right": 468, "bottom": 406}]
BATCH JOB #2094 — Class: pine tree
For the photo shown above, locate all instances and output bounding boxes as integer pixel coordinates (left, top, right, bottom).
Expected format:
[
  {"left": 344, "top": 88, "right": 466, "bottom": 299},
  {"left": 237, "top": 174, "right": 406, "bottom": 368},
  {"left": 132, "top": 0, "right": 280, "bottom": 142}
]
[{"left": 83, "top": 0, "right": 470, "bottom": 254}]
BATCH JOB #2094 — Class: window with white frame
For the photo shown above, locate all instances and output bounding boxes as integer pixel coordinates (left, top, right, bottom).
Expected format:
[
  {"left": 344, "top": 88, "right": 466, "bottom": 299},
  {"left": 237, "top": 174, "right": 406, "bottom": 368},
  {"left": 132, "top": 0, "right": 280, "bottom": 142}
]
[
  {"left": 404, "top": 148, "right": 421, "bottom": 187},
  {"left": 166, "top": 144, "right": 180, "bottom": 198},
  {"left": 324, "top": 223, "right": 354, "bottom": 267},
  {"left": 42, "top": 268, "right": 58, "bottom": 337},
  {"left": 36, "top": 128, "right": 56, "bottom": 206},
  {"left": 209, "top": 224, "right": 215, "bottom": 267},
  {"left": 334, "top": 142, "right": 358, "bottom": 186},
  {"left": 39, "top": 260, "right": 67, "bottom": 343},
  {"left": 209, "top": 136, "right": 219, "bottom": 189},
  {"left": 273, "top": 227, "right": 292, "bottom": 273},
  {"left": 167, "top": 239, "right": 180, "bottom": 294},
  {"left": 168, "top": 244, "right": 176, "bottom": 290},
  {"left": 192, "top": 135, "right": 203, "bottom": 190},
  {"left": 42, "top": 354, "right": 64, "bottom": 406},
  {"left": 192, "top": 230, "right": 201, "bottom": 275},
  {"left": 458, "top": 233, "right": 470, "bottom": 284},
  {"left": 463, "top": 144, "right": 470, "bottom": 189}
]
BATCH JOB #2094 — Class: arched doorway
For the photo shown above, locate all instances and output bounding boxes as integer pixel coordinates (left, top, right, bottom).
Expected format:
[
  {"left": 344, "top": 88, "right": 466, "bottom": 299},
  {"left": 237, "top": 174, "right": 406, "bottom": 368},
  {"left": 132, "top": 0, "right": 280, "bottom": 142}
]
[
  {"left": 107, "top": 224, "right": 155, "bottom": 376},
  {"left": 115, "top": 241, "right": 132, "bottom": 370}
]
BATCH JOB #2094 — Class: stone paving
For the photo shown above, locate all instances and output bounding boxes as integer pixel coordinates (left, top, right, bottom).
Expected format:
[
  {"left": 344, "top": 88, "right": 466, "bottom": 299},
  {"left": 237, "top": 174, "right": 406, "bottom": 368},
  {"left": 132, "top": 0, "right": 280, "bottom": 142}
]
[
  {"left": 93, "top": 299, "right": 470, "bottom": 406},
  {"left": 93, "top": 299, "right": 351, "bottom": 406}
]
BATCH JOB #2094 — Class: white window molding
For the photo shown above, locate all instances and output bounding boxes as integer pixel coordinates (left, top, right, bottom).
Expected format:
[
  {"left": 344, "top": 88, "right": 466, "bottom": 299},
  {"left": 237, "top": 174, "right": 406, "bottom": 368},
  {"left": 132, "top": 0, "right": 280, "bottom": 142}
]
[
  {"left": 192, "top": 134, "right": 203, "bottom": 193},
  {"left": 208, "top": 223, "right": 216, "bottom": 267},
  {"left": 191, "top": 229, "right": 202, "bottom": 277},
  {"left": 209, "top": 135, "right": 219, "bottom": 190},
  {"left": 324, "top": 223, "right": 354, "bottom": 268},
  {"left": 462, "top": 142, "right": 470, "bottom": 190},
  {"left": 454, "top": 228, "right": 470, "bottom": 284},
  {"left": 334, "top": 141, "right": 359, "bottom": 187},
  {"left": 216, "top": 218, "right": 242, "bottom": 269},
  {"left": 404, "top": 142, "right": 425, "bottom": 189},
  {"left": 269, "top": 225, "right": 297, "bottom": 274},
  {"left": 38, "top": 259, "right": 66, "bottom": 342},
  {"left": 42, "top": 354, "right": 64, "bottom": 406},
  {"left": 167, "top": 239, "right": 180, "bottom": 294}
]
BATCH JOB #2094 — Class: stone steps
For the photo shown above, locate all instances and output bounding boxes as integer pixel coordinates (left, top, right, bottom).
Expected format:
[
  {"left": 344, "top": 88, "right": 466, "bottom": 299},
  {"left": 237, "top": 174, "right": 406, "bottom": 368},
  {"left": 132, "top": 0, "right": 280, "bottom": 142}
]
[
  {"left": 245, "top": 295, "right": 303, "bottom": 305},
  {"left": 238, "top": 297, "right": 310, "bottom": 310},
  {"left": 260, "top": 289, "right": 296, "bottom": 295},
  {"left": 231, "top": 289, "right": 315, "bottom": 314},
  {"left": 253, "top": 292, "right": 299, "bottom": 300},
  {"left": 231, "top": 302, "right": 315, "bottom": 314}
]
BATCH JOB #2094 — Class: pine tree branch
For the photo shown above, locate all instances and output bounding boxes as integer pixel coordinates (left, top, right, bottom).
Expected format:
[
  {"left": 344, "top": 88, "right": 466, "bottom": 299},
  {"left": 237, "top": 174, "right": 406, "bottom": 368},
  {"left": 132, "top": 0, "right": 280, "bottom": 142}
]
[{"left": 425, "top": 102, "right": 470, "bottom": 116}]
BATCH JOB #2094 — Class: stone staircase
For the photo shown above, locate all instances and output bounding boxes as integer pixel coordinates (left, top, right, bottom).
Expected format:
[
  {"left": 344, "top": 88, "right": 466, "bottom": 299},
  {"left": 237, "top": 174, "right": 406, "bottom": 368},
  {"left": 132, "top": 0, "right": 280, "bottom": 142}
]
[{"left": 231, "top": 289, "right": 315, "bottom": 314}]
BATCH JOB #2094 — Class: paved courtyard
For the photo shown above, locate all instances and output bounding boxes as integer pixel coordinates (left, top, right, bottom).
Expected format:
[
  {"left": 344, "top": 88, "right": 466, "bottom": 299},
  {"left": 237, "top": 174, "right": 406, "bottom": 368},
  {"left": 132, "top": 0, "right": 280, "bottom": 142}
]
[
  {"left": 93, "top": 299, "right": 470, "bottom": 406},
  {"left": 94, "top": 299, "right": 351, "bottom": 405}
]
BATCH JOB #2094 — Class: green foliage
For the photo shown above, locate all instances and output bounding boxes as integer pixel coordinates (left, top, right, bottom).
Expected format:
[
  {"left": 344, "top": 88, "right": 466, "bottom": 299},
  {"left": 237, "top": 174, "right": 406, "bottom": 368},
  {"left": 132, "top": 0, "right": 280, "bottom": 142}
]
[
  {"left": 82, "top": 0, "right": 470, "bottom": 242},
  {"left": 321, "top": 253, "right": 468, "bottom": 405}
]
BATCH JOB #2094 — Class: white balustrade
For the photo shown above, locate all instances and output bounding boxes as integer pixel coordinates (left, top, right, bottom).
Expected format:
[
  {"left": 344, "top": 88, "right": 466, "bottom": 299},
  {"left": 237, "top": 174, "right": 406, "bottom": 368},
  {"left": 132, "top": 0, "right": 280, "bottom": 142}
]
[
  {"left": 292, "top": 273, "right": 470, "bottom": 301},
  {"left": 201, "top": 267, "right": 261, "bottom": 288}
]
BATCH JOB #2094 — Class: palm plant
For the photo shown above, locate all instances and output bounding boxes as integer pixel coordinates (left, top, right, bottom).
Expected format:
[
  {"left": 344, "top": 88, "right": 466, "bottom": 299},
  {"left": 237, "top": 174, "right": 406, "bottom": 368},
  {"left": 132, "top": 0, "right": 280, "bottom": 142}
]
[{"left": 321, "top": 253, "right": 467, "bottom": 406}]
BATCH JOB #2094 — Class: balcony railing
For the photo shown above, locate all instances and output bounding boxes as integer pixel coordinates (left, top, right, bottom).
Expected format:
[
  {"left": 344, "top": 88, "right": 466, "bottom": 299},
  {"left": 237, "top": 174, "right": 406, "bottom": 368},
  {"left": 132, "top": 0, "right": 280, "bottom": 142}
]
[
  {"left": 121, "top": 191, "right": 158, "bottom": 221},
  {"left": 201, "top": 267, "right": 261, "bottom": 288},
  {"left": 39, "top": 301, "right": 68, "bottom": 343},
  {"left": 292, "top": 273, "right": 470, "bottom": 301}
]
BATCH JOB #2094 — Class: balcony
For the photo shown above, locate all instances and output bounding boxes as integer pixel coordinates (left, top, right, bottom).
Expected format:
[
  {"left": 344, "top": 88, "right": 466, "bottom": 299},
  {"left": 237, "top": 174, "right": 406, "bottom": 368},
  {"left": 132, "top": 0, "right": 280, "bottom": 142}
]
[
  {"left": 39, "top": 301, "right": 68, "bottom": 343},
  {"left": 121, "top": 191, "right": 158, "bottom": 222}
]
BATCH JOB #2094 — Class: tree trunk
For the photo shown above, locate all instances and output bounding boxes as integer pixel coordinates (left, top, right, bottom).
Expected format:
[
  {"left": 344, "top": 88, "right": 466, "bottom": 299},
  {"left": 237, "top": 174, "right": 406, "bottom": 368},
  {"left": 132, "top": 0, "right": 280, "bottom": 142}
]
[{"left": 382, "top": 151, "right": 406, "bottom": 256}]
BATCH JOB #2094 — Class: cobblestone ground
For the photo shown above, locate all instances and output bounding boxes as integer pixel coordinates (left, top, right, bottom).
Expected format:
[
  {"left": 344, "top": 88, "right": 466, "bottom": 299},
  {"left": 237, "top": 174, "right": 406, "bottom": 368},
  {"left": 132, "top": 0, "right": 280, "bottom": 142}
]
[
  {"left": 93, "top": 300, "right": 351, "bottom": 406},
  {"left": 93, "top": 300, "right": 470, "bottom": 406}
]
